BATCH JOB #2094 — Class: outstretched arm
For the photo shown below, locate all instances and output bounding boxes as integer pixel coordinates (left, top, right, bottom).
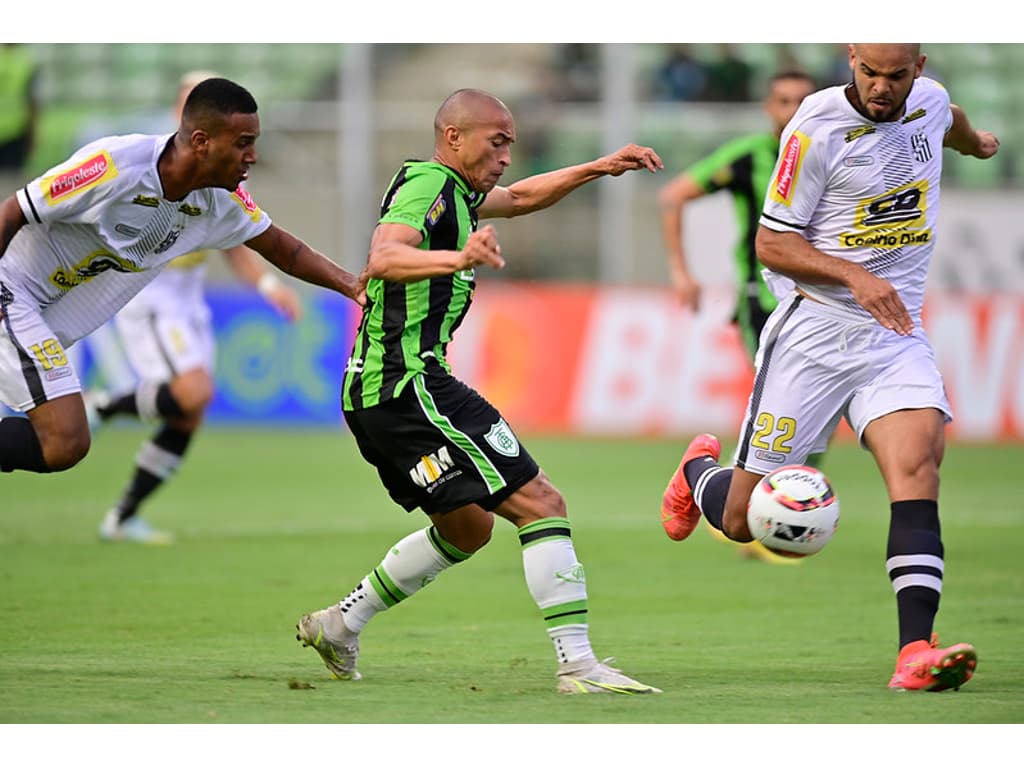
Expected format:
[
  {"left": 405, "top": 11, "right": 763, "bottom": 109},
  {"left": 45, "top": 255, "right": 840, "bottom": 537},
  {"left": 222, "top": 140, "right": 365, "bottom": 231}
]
[
  {"left": 478, "top": 143, "right": 663, "bottom": 219},
  {"left": 245, "top": 223, "right": 367, "bottom": 306},
  {"left": 944, "top": 104, "right": 999, "bottom": 159}
]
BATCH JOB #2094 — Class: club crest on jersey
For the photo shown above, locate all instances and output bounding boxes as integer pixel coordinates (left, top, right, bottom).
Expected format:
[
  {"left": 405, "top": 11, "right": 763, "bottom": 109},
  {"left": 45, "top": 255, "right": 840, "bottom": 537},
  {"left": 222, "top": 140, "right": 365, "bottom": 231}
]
[
  {"left": 178, "top": 203, "right": 202, "bottom": 216},
  {"left": 485, "top": 419, "right": 520, "bottom": 458},
  {"left": 44, "top": 151, "right": 118, "bottom": 206},
  {"left": 770, "top": 131, "right": 810, "bottom": 207},
  {"left": 911, "top": 133, "right": 933, "bottom": 163},
  {"left": 231, "top": 185, "right": 261, "bottom": 222},
  {"left": 132, "top": 195, "right": 159, "bottom": 208}
]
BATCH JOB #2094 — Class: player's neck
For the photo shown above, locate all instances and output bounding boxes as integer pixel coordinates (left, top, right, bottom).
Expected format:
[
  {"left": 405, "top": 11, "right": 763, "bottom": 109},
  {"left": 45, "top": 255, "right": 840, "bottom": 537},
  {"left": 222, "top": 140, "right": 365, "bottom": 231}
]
[{"left": 157, "top": 134, "right": 201, "bottom": 202}]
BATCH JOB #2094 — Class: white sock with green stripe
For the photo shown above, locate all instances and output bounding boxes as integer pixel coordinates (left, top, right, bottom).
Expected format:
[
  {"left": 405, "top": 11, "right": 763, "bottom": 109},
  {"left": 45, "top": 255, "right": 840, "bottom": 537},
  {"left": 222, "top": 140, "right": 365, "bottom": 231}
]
[
  {"left": 519, "top": 517, "right": 596, "bottom": 667},
  {"left": 338, "top": 526, "right": 472, "bottom": 633}
]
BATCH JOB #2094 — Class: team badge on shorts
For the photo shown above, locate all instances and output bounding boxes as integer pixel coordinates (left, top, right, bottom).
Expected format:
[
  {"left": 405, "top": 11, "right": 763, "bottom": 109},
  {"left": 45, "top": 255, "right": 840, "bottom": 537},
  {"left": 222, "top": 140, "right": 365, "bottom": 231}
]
[{"left": 485, "top": 418, "right": 520, "bottom": 457}]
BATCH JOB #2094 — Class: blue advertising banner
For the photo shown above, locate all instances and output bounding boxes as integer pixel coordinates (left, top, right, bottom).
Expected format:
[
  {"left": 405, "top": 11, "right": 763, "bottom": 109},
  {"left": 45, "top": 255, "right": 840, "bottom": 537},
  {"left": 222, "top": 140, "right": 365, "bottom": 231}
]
[{"left": 67, "top": 286, "right": 361, "bottom": 426}]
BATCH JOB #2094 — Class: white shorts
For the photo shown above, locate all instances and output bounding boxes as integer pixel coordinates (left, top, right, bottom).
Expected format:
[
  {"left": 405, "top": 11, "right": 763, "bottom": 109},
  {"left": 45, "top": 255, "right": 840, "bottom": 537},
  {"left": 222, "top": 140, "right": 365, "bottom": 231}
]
[
  {"left": 114, "top": 299, "right": 214, "bottom": 383},
  {"left": 733, "top": 293, "right": 952, "bottom": 475},
  {"left": 0, "top": 286, "right": 82, "bottom": 412}
]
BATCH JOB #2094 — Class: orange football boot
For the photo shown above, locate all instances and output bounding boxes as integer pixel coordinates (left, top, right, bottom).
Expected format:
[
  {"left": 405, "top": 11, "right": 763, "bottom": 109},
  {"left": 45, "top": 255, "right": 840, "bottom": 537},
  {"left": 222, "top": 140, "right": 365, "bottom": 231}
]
[
  {"left": 888, "top": 633, "right": 977, "bottom": 691},
  {"left": 661, "top": 433, "right": 721, "bottom": 541}
]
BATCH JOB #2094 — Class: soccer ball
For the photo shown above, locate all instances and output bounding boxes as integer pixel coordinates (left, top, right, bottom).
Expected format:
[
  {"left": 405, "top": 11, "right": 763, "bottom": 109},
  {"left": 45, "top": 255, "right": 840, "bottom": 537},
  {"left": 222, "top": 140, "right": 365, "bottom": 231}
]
[{"left": 746, "top": 465, "right": 839, "bottom": 558}]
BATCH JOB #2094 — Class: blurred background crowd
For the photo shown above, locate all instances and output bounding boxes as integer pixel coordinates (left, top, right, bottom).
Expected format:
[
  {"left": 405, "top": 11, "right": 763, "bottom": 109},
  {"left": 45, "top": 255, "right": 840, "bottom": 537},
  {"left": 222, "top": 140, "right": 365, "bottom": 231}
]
[{"left": 2, "top": 43, "right": 1020, "bottom": 286}]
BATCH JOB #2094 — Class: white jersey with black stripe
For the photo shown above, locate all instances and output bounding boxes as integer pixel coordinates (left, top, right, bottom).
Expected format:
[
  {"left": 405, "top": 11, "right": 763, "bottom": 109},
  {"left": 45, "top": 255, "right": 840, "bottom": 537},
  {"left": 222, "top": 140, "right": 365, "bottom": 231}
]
[
  {"left": 2, "top": 132, "right": 270, "bottom": 347},
  {"left": 759, "top": 77, "right": 953, "bottom": 323}
]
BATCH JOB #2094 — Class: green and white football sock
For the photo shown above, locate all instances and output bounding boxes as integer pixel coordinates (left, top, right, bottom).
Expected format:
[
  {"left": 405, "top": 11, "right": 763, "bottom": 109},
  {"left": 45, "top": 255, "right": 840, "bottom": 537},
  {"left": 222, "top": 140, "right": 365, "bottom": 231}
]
[
  {"left": 519, "top": 517, "right": 596, "bottom": 667},
  {"left": 338, "top": 525, "right": 471, "bottom": 633}
]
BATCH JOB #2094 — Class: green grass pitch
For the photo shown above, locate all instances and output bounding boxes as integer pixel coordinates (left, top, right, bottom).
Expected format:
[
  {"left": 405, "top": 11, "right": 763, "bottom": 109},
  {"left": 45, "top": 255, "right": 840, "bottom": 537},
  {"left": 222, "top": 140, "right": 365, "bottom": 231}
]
[{"left": 3, "top": 427, "right": 1022, "bottom": 743}]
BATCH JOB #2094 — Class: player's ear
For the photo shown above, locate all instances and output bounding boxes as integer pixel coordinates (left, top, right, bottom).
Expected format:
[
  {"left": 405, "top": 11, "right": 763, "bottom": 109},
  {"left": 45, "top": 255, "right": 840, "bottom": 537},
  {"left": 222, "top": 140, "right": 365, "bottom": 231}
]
[
  {"left": 189, "top": 129, "right": 210, "bottom": 155},
  {"left": 444, "top": 125, "right": 462, "bottom": 151}
]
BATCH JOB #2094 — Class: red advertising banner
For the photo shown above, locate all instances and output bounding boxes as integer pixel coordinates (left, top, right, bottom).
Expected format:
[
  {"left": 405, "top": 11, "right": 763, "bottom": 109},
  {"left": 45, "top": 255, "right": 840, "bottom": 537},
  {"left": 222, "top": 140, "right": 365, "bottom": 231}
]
[{"left": 449, "top": 283, "right": 1024, "bottom": 441}]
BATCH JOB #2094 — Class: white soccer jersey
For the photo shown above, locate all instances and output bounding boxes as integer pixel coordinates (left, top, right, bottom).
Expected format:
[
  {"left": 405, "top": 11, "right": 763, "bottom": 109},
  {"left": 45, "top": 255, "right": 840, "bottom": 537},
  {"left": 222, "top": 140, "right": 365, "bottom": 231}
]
[
  {"left": 760, "top": 77, "right": 953, "bottom": 322},
  {"left": 1, "top": 133, "right": 271, "bottom": 347}
]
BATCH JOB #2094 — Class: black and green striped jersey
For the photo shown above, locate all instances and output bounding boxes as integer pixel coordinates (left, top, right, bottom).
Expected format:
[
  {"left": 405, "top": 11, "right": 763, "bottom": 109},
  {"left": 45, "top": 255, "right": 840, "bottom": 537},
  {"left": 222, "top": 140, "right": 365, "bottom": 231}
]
[
  {"left": 687, "top": 132, "right": 781, "bottom": 323},
  {"left": 342, "top": 161, "right": 486, "bottom": 411}
]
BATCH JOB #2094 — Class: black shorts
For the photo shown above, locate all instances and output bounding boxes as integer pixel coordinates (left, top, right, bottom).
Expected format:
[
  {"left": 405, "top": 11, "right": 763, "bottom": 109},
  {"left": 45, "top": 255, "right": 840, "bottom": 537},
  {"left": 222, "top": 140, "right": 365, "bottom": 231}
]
[{"left": 344, "top": 372, "right": 540, "bottom": 515}]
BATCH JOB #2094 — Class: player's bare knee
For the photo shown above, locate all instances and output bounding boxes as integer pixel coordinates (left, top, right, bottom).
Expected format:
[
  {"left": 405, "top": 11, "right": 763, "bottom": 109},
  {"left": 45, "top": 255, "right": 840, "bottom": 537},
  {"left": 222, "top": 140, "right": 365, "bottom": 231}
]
[
  {"left": 171, "top": 370, "right": 214, "bottom": 414},
  {"left": 532, "top": 474, "right": 567, "bottom": 519}
]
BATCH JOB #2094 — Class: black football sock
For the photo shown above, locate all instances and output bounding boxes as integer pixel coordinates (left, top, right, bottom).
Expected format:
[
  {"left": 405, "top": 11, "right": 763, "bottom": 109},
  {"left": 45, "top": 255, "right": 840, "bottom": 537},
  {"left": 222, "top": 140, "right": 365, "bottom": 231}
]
[
  {"left": 886, "top": 499, "right": 943, "bottom": 650},
  {"left": 102, "top": 382, "right": 186, "bottom": 421},
  {"left": 114, "top": 426, "right": 193, "bottom": 522},
  {"left": 684, "top": 456, "right": 731, "bottom": 531}
]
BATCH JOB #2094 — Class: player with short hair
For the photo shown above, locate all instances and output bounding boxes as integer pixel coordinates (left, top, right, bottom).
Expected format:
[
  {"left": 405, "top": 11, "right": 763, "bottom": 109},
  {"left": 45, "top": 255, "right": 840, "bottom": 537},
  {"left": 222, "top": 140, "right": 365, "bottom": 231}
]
[
  {"left": 297, "top": 88, "right": 665, "bottom": 694},
  {"left": 661, "top": 44, "right": 998, "bottom": 691},
  {"left": 658, "top": 69, "right": 817, "bottom": 564},
  {"left": 85, "top": 71, "right": 303, "bottom": 545},
  {"left": 0, "top": 77, "right": 365, "bottom": 477}
]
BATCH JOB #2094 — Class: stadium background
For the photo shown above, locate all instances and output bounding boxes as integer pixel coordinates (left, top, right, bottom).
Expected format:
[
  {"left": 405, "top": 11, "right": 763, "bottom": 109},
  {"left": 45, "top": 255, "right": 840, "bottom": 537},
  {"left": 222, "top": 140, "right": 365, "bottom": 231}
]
[
  {"left": 7, "top": 43, "right": 1023, "bottom": 439},
  {"left": 3, "top": 41, "right": 1023, "bottom": 737}
]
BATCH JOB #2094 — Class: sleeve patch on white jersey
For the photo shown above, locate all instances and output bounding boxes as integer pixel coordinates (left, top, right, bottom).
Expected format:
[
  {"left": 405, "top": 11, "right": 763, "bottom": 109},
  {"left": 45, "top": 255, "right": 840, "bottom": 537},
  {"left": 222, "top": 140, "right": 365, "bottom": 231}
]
[
  {"left": 43, "top": 151, "right": 118, "bottom": 206},
  {"left": 230, "top": 185, "right": 262, "bottom": 222},
  {"left": 770, "top": 131, "right": 810, "bottom": 207}
]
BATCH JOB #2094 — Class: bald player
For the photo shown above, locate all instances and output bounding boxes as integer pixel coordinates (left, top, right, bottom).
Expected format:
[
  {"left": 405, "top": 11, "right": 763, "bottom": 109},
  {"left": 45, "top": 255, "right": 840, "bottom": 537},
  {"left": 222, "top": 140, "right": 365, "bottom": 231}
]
[{"left": 296, "top": 88, "right": 667, "bottom": 695}]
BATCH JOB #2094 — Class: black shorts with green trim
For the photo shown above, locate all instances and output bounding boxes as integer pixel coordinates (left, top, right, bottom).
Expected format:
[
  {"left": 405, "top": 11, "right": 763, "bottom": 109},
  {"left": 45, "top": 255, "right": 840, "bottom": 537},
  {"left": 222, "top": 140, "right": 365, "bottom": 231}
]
[{"left": 343, "top": 372, "right": 540, "bottom": 515}]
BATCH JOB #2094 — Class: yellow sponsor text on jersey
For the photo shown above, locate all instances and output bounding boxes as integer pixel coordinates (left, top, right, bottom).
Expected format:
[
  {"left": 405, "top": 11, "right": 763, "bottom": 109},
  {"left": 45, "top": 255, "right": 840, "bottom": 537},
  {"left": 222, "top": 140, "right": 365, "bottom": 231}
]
[
  {"left": 43, "top": 151, "right": 118, "bottom": 206},
  {"left": 769, "top": 131, "right": 810, "bottom": 207},
  {"left": 839, "top": 228, "right": 932, "bottom": 249},
  {"left": 855, "top": 180, "right": 928, "bottom": 229},
  {"left": 841, "top": 180, "right": 931, "bottom": 249},
  {"left": 844, "top": 125, "right": 877, "bottom": 143},
  {"left": 49, "top": 250, "right": 144, "bottom": 290},
  {"left": 901, "top": 108, "right": 927, "bottom": 125}
]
